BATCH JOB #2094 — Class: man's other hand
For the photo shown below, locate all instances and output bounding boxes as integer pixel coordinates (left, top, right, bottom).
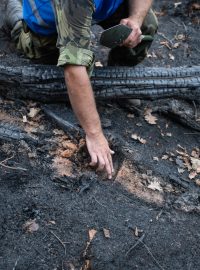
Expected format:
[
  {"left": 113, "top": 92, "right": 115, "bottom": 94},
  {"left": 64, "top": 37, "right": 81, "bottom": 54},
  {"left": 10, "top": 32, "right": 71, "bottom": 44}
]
[
  {"left": 86, "top": 132, "right": 114, "bottom": 179},
  {"left": 120, "top": 18, "right": 142, "bottom": 48}
]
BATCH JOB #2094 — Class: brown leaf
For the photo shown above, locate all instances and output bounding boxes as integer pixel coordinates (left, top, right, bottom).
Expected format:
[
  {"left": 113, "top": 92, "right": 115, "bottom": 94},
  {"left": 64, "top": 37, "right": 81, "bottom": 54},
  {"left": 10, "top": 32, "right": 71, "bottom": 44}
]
[
  {"left": 144, "top": 108, "right": 157, "bottom": 125},
  {"left": 88, "top": 229, "right": 97, "bottom": 241},
  {"left": 131, "top": 134, "right": 147, "bottom": 144},
  {"left": 191, "top": 3, "right": 200, "bottom": 10},
  {"left": 103, "top": 228, "right": 111, "bottom": 238},
  {"left": 23, "top": 219, "right": 39, "bottom": 233},
  {"left": 53, "top": 157, "right": 73, "bottom": 177}
]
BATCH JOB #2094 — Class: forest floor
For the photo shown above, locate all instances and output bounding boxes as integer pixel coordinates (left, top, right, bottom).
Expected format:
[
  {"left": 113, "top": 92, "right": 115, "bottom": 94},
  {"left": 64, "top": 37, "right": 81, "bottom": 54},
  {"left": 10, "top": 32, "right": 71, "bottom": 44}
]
[{"left": 0, "top": 1, "right": 200, "bottom": 270}]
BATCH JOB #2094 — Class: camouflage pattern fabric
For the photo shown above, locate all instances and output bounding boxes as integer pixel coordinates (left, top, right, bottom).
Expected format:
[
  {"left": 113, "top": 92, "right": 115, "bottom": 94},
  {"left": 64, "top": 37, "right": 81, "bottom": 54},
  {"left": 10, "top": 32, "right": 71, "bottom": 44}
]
[{"left": 14, "top": 0, "right": 158, "bottom": 70}]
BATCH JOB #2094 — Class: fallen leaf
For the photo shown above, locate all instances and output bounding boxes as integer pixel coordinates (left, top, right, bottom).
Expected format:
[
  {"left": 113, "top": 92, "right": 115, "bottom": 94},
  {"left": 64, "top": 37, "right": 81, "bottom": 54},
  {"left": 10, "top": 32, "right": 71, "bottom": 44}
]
[
  {"left": 53, "top": 157, "right": 73, "bottom": 177},
  {"left": 189, "top": 171, "right": 197, "bottom": 179},
  {"left": 23, "top": 115, "right": 27, "bottom": 123},
  {"left": 178, "top": 168, "right": 185, "bottom": 174},
  {"left": 89, "top": 229, "right": 97, "bottom": 241},
  {"left": 166, "top": 133, "right": 172, "bottom": 137},
  {"left": 162, "top": 155, "right": 169, "bottom": 160},
  {"left": 144, "top": 108, "right": 157, "bottom": 125},
  {"left": 23, "top": 219, "right": 39, "bottom": 233},
  {"left": 95, "top": 61, "right": 103, "bottom": 67},
  {"left": 190, "top": 3, "right": 200, "bottom": 10},
  {"left": 169, "top": 53, "right": 175, "bottom": 61},
  {"left": 103, "top": 228, "right": 111, "bottom": 238},
  {"left": 28, "top": 108, "right": 40, "bottom": 118},
  {"left": 153, "top": 157, "right": 159, "bottom": 161},
  {"left": 131, "top": 134, "right": 147, "bottom": 144},
  {"left": 174, "top": 2, "right": 182, "bottom": 9},
  {"left": 190, "top": 157, "right": 200, "bottom": 173},
  {"left": 148, "top": 181, "right": 163, "bottom": 192},
  {"left": 173, "top": 42, "right": 180, "bottom": 49},
  {"left": 53, "top": 129, "right": 65, "bottom": 136}
]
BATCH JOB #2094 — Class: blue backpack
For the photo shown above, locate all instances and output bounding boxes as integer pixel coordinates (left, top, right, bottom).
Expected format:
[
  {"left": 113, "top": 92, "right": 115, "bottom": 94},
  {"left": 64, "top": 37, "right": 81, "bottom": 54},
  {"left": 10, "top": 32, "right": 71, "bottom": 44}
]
[{"left": 23, "top": 0, "right": 123, "bottom": 36}]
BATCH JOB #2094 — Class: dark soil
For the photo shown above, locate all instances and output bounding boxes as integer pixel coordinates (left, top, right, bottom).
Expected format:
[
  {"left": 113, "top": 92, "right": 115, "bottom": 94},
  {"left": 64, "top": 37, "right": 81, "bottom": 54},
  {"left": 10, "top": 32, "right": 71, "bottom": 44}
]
[{"left": 0, "top": 1, "right": 200, "bottom": 270}]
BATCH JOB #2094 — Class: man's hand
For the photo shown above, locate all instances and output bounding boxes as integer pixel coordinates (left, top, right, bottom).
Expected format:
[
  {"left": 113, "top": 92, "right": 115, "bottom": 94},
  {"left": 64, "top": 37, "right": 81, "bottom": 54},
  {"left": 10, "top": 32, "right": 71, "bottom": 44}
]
[
  {"left": 86, "top": 132, "right": 114, "bottom": 179},
  {"left": 120, "top": 18, "right": 142, "bottom": 48}
]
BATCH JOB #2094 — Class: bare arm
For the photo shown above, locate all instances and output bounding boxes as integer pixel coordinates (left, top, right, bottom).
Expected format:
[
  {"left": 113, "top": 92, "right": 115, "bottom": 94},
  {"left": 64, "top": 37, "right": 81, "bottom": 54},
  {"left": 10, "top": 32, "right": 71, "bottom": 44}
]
[
  {"left": 121, "top": 0, "right": 153, "bottom": 48},
  {"left": 129, "top": 0, "right": 153, "bottom": 27},
  {"left": 64, "top": 65, "right": 114, "bottom": 179}
]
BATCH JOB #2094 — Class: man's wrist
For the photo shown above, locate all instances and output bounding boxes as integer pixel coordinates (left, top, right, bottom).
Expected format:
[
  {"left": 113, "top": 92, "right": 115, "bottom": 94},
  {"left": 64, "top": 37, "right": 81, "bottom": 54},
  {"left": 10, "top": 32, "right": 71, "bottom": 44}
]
[{"left": 128, "top": 15, "right": 143, "bottom": 28}]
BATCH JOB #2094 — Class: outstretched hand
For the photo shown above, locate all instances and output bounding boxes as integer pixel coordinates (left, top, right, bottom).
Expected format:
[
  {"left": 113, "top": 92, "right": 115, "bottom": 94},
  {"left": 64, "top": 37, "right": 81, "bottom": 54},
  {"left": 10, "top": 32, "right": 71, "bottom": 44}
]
[
  {"left": 86, "top": 132, "right": 114, "bottom": 179},
  {"left": 120, "top": 18, "right": 142, "bottom": 48}
]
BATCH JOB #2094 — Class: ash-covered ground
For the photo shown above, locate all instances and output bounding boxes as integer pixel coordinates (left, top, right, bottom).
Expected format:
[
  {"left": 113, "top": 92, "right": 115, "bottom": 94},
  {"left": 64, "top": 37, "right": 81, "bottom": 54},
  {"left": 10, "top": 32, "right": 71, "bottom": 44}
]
[{"left": 0, "top": 1, "right": 200, "bottom": 270}]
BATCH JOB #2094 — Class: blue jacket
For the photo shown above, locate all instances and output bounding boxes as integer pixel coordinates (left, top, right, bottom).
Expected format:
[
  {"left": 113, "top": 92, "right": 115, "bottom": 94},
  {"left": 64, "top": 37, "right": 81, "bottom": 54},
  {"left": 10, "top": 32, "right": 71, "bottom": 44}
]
[{"left": 23, "top": 0, "right": 123, "bottom": 36}]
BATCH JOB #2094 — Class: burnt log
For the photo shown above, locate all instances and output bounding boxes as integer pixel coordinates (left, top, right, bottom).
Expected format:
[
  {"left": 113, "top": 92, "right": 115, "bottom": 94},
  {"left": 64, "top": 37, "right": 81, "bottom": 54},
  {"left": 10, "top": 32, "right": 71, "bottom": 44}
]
[{"left": 0, "top": 64, "right": 199, "bottom": 103}]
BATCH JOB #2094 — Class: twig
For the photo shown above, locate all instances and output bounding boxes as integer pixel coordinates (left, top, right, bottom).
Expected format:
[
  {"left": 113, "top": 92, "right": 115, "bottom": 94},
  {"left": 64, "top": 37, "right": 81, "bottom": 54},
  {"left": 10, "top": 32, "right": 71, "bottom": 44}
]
[
  {"left": 0, "top": 154, "right": 27, "bottom": 171},
  {"left": 13, "top": 257, "right": 20, "bottom": 270},
  {"left": 142, "top": 241, "right": 165, "bottom": 270},
  {"left": 126, "top": 234, "right": 145, "bottom": 257},
  {"left": 0, "top": 162, "right": 27, "bottom": 171},
  {"left": 50, "top": 231, "right": 67, "bottom": 255}
]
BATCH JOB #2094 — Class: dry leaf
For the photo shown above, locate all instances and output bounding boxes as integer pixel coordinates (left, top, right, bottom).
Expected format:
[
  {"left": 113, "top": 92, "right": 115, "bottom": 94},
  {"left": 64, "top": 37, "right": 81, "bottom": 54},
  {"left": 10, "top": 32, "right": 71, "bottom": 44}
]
[
  {"left": 190, "top": 157, "right": 200, "bottom": 173},
  {"left": 144, "top": 108, "right": 157, "bottom": 125},
  {"left": 23, "top": 115, "right": 28, "bottom": 123},
  {"left": 131, "top": 133, "right": 146, "bottom": 144},
  {"left": 153, "top": 157, "right": 159, "bottom": 161},
  {"left": 173, "top": 42, "right": 180, "bottom": 49},
  {"left": 28, "top": 108, "right": 40, "bottom": 118},
  {"left": 89, "top": 229, "right": 97, "bottom": 241},
  {"left": 191, "top": 3, "right": 200, "bottom": 10},
  {"left": 53, "top": 129, "right": 65, "bottom": 136},
  {"left": 189, "top": 171, "right": 197, "bottom": 179},
  {"left": 53, "top": 157, "right": 73, "bottom": 177},
  {"left": 174, "top": 2, "right": 182, "bottom": 8},
  {"left": 148, "top": 181, "right": 163, "bottom": 192},
  {"left": 169, "top": 53, "right": 175, "bottom": 61},
  {"left": 166, "top": 133, "right": 172, "bottom": 137},
  {"left": 23, "top": 219, "right": 39, "bottom": 233},
  {"left": 162, "top": 155, "right": 169, "bottom": 160},
  {"left": 103, "top": 228, "right": 111, "bottom": 238},
  {"left": 178, "top": 168, "right": 185, "bottom": 174},
  {"left": 95, "top": 61, "right": 103, "bottom": 67}
]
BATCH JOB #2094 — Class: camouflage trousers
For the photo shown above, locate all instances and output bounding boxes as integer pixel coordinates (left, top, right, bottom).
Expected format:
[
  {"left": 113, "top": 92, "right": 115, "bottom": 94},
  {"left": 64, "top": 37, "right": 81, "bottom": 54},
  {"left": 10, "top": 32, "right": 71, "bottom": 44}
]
[{"left": 13, "top": 1, "right": 158, "bottom": 66}]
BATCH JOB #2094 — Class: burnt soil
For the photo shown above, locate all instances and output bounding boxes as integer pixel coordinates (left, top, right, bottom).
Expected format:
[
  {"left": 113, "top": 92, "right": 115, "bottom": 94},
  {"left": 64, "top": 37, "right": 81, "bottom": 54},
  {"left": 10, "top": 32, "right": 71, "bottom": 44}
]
[{"left": 0, "top": 1, "right": 200, "bottom": 270}]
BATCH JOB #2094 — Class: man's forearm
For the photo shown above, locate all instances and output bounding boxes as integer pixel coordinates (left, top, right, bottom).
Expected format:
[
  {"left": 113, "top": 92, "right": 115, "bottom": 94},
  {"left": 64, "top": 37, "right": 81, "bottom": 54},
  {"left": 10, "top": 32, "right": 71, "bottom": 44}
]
[
  {"left": 129, "top": 0, "right": 153, "bottom": 27},
  {"left": 64, "top": 65, "right": 102, "bottom": 137}
]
